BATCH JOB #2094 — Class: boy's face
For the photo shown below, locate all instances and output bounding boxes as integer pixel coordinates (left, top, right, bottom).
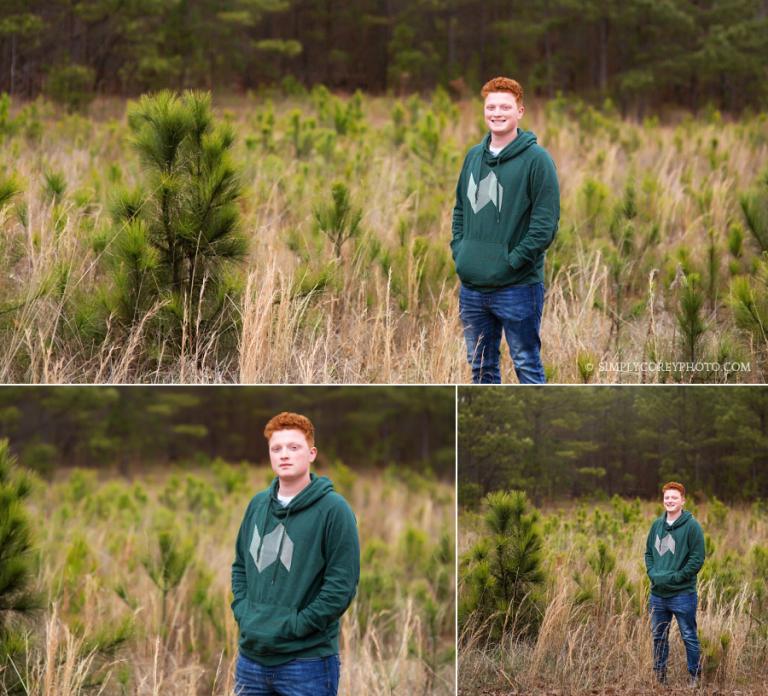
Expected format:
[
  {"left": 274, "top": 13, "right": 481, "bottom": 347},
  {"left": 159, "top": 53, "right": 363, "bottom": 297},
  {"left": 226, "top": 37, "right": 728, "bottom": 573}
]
[
  {"left": 484, "top": 91, "right": 524, "bottom": 139},
  {"left": 269, "top": 429, "right": 316, "bottom": 483},
  {"left": 663, "top": 489, "right": 685, "bottom": 515}
]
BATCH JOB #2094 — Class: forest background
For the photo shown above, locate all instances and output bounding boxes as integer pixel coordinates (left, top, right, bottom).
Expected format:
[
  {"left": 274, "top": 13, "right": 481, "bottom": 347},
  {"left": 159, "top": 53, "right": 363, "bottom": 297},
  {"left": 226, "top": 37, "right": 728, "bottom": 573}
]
[{"left": 4, "top": 0, "right": 768, "bottom": 114}]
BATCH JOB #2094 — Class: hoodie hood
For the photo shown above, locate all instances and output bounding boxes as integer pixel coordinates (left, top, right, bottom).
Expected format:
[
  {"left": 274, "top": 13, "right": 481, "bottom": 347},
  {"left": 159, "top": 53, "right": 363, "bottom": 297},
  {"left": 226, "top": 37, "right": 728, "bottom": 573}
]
[
  {"left": 664, "top": 509, "right": 692, "bottom": 530},
  {"left": 268, "top": 473, "right": 334, "bottom": 516},
  {"left": 483, "top": 129, "right": 538, "bottom": 161}
]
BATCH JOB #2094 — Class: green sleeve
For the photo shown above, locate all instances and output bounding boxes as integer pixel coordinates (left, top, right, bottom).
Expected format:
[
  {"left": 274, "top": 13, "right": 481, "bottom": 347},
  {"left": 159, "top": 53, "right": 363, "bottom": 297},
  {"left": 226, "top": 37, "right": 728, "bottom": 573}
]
[
  {"left": 295, "top": 498, "right": 360, "bottom": 637},
  {"left": 673, "top": 521, "right": 705, "bottom": 584},
  {"left": 644, "top": 523, "right": 655, "bottom": 574},
  {"left": 231, "top": 504, "right": 250, "bottom": 618},
  {"left": 450, "top": 156, "right": 467, "bottom": 261},
  {"left": 508, "top": 150, "right": 560, "bottom": 270}
]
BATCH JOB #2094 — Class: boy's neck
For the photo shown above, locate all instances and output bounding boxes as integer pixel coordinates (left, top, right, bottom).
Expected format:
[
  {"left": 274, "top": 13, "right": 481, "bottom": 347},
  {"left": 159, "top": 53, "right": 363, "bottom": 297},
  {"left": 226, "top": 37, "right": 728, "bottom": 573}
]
[
  {"left": 666, "top": 509, "right": 683, "bottom": 524},
  {"left": 490, "top": 128, "right": 518, "bottom": 150},
  {"left": 278, "top": 474, "right": 311, "bottom": 498}
]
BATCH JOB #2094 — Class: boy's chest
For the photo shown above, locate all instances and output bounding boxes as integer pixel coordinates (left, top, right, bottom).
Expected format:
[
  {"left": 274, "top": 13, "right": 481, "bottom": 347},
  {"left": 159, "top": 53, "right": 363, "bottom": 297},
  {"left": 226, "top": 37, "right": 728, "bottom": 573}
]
[
  {"left": 655, "top": 529, "right": 690, "bottom": 559},
  {"left": 466, "top": 159, "right": 530, "bottom": 212},
  {"left": 247, "top": 516, "right": 325, "bottom": 575}
]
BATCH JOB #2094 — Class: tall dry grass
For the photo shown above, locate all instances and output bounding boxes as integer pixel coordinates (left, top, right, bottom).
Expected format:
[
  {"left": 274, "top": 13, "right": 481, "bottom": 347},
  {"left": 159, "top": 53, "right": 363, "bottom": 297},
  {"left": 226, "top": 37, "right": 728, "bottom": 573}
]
[
  {"left": 1, "top": 95, "right": 767, "bottom": 382},
  {"left": 459, "top": 500, "right": 768, "bottom": 695}
]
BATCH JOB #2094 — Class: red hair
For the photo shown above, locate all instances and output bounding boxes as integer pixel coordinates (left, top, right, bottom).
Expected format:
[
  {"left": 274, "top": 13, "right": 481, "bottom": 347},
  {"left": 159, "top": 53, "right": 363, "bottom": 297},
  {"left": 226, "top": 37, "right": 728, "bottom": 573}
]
[
  {"left": 481, "top": 77, "right": 524, "bottom": 103},
  {"left": 264, "top": 412, "right": 315, "bottom": 446},
  {"left": 662, "top": 481, "right": 686, "bottom": 497}
]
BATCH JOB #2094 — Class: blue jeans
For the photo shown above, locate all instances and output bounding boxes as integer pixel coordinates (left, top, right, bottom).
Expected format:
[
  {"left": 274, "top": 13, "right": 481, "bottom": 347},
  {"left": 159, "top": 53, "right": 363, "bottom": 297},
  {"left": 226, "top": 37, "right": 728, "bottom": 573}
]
[
  {"left": 459, "top": 282, "right": 546, "bottom": 384},
  {"left": 649, "top": 592, "right": 701, "bottom": 681},
  {"left": 235, "top": 653, "right": 340, "bottom": 696}
]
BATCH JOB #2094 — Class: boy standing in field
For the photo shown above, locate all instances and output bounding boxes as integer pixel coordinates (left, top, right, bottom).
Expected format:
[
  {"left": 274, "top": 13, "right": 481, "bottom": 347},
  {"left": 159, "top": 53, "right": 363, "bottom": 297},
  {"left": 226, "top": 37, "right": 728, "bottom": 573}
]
[
  {"left": 231, "top": 412, "right": 360, "bottom": 696},
  {"left": 644, "top": 481, "right": 705, "bottom": 687},
  {"left": 451, "top": 76, "right": 560, "bottom": 384}
]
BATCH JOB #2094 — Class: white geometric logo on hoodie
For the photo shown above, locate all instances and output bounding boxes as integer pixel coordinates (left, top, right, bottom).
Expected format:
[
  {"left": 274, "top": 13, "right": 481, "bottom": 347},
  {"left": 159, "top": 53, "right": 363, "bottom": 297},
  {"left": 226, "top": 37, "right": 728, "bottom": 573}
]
[
  {"left": 655, "top": 534, "right": 675, "bottom": 556},
  {"left": 467, "top": 171, "right": 503, "bottom": 214},
  {"left": 250, "top": 523, "right": 294, "bottom": 573}
]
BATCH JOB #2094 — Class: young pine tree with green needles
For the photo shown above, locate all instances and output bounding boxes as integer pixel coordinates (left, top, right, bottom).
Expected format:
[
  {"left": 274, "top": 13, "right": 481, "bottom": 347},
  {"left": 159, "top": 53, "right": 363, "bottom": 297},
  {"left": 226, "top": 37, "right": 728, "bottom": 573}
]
[
  {"left": 105, "top": 90, "right": 247, "bottom": 360},
  {"left": 677, "top": 273, "right": 707, "bottom": 365},
  {"left": 460, "top": 490, "right": 545, "bottom": 640},
  {"left": 314, "top": 182, "right": 362, "bottom": 261},
  {"left": 141, "top": 512, "right": 196, "bottom": 632},
  {"left": 0, "top": 439, "right": 39, "bottom": 688}
]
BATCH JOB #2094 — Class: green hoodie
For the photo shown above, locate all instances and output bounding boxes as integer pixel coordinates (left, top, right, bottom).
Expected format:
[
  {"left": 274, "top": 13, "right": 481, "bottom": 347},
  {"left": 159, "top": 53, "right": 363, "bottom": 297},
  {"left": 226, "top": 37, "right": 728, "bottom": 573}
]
[
  {"left": 451, "top": 129, "right": 560, "bottom": 291},
  {"left": 644, "top": 509, "right": 705, "bottom": 598},
  {"left": 231, "top": 474, "right": 360, "bottom": 666}
]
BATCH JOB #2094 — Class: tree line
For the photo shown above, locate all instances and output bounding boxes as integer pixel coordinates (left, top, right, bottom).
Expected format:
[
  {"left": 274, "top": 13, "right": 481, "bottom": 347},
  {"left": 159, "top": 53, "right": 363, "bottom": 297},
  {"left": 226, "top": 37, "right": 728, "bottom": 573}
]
[
  {"left": 2, "top": 0, "right": 767, "bottom": 113},
  {"left": 459, "top": 386, "right": 768, "bottom": 504},
  {"left": 0, "top": 386, "right": 455, "bottom": 477}
]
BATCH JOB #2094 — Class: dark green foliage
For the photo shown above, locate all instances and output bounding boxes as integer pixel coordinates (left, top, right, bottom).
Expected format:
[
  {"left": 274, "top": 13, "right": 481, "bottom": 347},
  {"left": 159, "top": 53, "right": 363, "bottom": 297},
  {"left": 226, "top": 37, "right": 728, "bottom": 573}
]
[
  {"left": 104, "top": 90, "right": 247, "bottom": 357},
  {"left": 0, "top": 386, "right": 456, "bottom": 478},
  {"left": 42, "top": 169, "right": 66, "bottom": 204},
  {"left": 460, "top": 490, "right": 545, "bottom": 640},
  {"left": 0, "top": 173, "right": 22, "bottom": 212},
  {"left": 729, "top": 255, "right": 768, "bottom": 352},
  {"left": 0, "top": 439, "right": 39, "bottom": 668},
  {"left": 459, "top": 386, "right": 768, "bottom": 501},
  {"left": 6, "top": 1, "right": 768, "bottom": 113},
  {"left": 740, "top": 175, "right": 768, "bottom": 252},
  {"left": 44, "top": 64, "right": 95, "bottom": 114}
]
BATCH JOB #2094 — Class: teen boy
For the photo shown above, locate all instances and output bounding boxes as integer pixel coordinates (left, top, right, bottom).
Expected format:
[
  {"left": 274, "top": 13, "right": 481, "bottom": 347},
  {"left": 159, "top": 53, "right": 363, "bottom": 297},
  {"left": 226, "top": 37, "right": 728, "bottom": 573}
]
[
  {"left": 231, "top": 412, "right": 360, "bottom": 696},
  {"left": 644, "top": 481, "right": 705, "bottom": 687},
  {"left": 451, "top": 76, "right": 560, "bottom": 384}
]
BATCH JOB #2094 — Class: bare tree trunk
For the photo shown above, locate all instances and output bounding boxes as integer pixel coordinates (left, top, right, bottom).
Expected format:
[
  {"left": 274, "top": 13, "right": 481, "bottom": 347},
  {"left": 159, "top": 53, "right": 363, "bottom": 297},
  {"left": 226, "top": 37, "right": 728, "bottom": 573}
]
[
  {"left": 598, "top": 17, "right": 609, "bottom": 93},
  {"left": 10, "top": 34, "right": 16, "bottom": 96}
]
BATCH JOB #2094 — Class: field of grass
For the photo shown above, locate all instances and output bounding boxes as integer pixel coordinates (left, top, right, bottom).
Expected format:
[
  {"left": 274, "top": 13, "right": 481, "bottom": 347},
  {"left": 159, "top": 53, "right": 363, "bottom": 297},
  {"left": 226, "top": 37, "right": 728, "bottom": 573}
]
[
  {"left": 1, "top": 89, "right": 767, "bottom": 383},
  {"left": 6, "top": 461, "right": 455, "bottom": 695},
  {"left": 459, "top": 497, "right": 768, "bottom": 695}
]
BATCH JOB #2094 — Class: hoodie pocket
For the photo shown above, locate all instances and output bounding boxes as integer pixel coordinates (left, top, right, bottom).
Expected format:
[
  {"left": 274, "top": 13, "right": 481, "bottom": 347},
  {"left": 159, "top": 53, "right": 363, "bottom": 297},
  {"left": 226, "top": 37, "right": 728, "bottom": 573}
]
[
  {"left": 240, "top": 602, "right": 299, "bottom": 654},
  {"left": 239, "top": 601, "right": 330, "bottom": 655},
  {"left": 455, "top": 238, "right": 511, "bottom": 287}
]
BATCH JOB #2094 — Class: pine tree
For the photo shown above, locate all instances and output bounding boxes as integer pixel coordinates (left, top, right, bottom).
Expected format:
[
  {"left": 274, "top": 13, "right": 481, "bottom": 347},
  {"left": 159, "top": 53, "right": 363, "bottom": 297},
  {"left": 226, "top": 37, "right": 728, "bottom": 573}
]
[
  {"left": 0, "top": 439, "right": 39, "bottom": 680},
  {"left": 459, "top": 490, "right": 545, "bottom": 640},
  {"left": 677, "top": 273, "right": 707, "bottom": 364},
  {"left": 107, "top": 90, "right": 247, "bottom": 357},
  {"left": 314, "top": 182, "right": 362, "bottom": 261}
]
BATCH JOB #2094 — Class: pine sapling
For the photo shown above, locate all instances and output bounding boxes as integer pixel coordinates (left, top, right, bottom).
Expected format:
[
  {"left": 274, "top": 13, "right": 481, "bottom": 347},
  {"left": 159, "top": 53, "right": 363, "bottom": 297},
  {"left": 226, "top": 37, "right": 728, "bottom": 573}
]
[
  {"left": 314, "top": 182, "right": 362, "bottom": 261},
  {"left": 677, "top": 273, "right": 707, "bottom": 364},
  {"left": 0, "top": 439, "right": 39, "bottom": 675}
]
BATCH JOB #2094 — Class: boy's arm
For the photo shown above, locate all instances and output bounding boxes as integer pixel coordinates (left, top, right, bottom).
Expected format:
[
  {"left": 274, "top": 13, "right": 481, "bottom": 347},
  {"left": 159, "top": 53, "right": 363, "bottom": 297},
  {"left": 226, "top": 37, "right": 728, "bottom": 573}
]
[
  {"left": 231, "top": 505, "right": 250, "bottom": 619},
  {"left": 507, "top": 150, "right": 560, "bottom": 270},
  {"left": 644, "top": 525, "right": 655, "bottom": 575},
  {"left": 295, "top": 500, "right": 360, "bottom": 637},
  {"left": 672, "top": 522, "right": 706, "bottom": 583},
  {"left": 450, "top": 157, "right": 466, "bottom": 261}
]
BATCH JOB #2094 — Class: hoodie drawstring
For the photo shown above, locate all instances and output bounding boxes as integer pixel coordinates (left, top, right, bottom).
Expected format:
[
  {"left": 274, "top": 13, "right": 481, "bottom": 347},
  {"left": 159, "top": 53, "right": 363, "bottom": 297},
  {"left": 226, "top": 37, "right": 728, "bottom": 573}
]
[{"left": 271, "top": 506, "right": 292, "bottom": 585}]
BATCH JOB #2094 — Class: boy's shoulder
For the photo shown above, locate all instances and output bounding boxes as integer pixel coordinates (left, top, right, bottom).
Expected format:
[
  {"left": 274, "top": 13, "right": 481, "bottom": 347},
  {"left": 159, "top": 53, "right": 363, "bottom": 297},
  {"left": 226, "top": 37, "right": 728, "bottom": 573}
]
[
  {"left": 462, "top": 142, "right": 485, "bottom": 162},
  {"left": 316, "top": 489, "right": 355, "bottom": 514},
  {"left": 243, "top": 487, "right": 271, "bottom": 512},
  {"left": 527, "top": 141, "right": 556, "bottom": 165}
]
